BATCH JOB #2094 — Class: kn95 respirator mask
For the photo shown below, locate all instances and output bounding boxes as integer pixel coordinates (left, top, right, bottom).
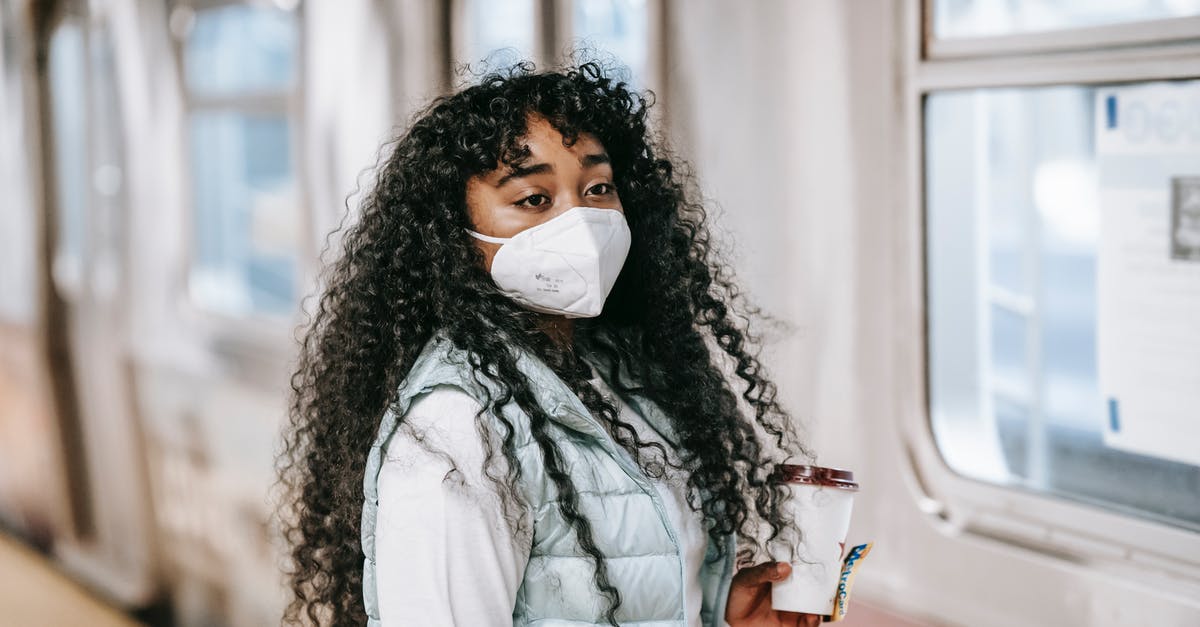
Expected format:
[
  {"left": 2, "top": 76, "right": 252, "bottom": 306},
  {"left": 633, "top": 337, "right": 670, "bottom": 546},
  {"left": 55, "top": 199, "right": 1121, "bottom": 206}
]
[{"left": 465, "top": 206, "right": 631, "bottom": 318}]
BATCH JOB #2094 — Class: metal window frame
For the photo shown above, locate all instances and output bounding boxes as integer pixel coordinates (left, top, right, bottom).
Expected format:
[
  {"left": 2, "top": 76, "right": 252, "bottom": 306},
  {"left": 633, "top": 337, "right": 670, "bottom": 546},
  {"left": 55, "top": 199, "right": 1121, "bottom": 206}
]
[
  {"left": 926, "top": 14, "right": 1200, "bottom": 60},
  {"left": 893, "top": 0, "right": 1200, "bottom": 596}
]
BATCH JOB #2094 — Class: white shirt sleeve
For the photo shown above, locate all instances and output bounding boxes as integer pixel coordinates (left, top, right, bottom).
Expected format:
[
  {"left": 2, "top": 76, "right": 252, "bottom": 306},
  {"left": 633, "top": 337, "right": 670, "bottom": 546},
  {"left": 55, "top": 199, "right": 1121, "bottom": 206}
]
[{"left": 375, "top": 385, "right": 531, "bottom": 626}]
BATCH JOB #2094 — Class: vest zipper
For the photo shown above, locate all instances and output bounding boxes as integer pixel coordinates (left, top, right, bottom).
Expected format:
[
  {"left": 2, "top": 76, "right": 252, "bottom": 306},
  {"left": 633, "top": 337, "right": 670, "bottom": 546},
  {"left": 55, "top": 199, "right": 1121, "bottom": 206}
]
[{"left": 554, "top": 402, "right": 687, "bottom": 621}]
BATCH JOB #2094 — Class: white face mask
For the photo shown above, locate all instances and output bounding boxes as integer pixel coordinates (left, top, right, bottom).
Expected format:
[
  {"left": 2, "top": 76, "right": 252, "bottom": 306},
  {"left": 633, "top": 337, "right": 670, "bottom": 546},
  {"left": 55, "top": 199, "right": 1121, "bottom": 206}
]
[{"left": 465, "top": 206, "right": 632, "bottom": 318}]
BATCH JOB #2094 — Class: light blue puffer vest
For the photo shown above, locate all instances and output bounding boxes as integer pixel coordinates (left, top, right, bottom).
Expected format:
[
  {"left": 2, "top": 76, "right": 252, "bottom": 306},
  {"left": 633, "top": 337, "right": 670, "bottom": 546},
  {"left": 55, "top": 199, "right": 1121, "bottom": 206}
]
[{"left": 361, "top": 330, "right": 736, "bottom": 625}]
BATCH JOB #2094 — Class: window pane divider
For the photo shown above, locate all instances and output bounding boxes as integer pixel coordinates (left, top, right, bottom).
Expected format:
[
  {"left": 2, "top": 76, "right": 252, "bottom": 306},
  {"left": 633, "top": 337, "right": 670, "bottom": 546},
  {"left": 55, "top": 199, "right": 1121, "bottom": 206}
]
[
  {"left": 927, "top": 15, "right": 1200, "bottom": 60},
  {"left": 915, "top": 44, "right": 1200, "bottom": 92},
  {"left": 187, "top": 92, "right": 291, "bottom": 111}
]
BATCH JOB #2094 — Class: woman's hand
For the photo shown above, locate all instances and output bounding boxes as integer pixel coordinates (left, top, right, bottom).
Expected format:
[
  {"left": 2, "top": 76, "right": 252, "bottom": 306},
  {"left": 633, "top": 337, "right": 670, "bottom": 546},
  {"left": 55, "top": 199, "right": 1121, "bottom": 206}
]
[{"left": 725, "top": 561, "right": 823, "bottom": 627}]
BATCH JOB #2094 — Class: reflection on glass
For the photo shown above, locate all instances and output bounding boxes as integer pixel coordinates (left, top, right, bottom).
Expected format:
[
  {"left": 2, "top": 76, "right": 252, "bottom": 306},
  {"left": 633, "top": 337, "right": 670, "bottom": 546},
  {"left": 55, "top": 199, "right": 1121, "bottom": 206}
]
[
  {"left": 467, "top": 0, "right": 536, "bottom": 68},
  {"left": 185, "top": 3, "right": 296, "bottom": 94},
  {"left": 189, "top": 113, "right": 297, "bottom": 315},
  {"left": 925, "top": 84, "right": 1200, "bottom": 532},
  {"left": 933, "top": 0, "right": 1200, "bottom": 39},
  {"left": 573, "top": 0, "right": 649, "bottom": 85}
]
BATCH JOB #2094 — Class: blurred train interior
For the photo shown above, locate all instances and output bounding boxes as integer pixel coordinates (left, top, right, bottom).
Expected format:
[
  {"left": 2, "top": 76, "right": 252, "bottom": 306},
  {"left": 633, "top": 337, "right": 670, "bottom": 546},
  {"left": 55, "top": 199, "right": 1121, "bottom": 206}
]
[{"left": 1, "top": 0, "right": 1199, "bottom": 625}]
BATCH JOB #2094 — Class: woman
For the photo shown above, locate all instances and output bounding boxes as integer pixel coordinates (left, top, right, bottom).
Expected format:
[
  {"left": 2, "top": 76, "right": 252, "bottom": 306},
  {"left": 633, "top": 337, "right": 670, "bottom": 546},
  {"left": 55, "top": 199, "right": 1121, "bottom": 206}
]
[{"left": 278, "top": 61, "right": 819, "bottom": 627}]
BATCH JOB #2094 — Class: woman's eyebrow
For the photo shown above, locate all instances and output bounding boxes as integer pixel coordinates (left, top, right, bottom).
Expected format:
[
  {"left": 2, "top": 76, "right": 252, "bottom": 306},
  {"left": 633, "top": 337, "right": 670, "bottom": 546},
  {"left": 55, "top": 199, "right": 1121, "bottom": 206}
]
[
  {"left": 495, "top": 153, "right": 610, "bottom": 186},
  {"left": 581, "top": 153, "right": 610, "bottom": 167},
  {"left": 496, "top": 162, "right": 552, "bottom": 187}
]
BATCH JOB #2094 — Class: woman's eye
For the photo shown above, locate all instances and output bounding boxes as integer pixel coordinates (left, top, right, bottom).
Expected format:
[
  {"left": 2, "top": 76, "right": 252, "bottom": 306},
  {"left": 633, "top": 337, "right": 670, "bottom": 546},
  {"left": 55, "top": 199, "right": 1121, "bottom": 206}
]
[
  {"left": 586, "top": 183, "right": 615, "bottom": 196},
  {"left": 516, "top": 194, "right": 551, "bottom": 208}
]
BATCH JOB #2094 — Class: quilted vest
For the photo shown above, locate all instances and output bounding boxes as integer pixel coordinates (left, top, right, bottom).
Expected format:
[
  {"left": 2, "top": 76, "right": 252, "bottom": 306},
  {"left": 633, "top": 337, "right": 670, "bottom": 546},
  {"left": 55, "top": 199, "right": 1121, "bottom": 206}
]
[{"left": 361, "top": 330, "right": 736, "bottom": 626}]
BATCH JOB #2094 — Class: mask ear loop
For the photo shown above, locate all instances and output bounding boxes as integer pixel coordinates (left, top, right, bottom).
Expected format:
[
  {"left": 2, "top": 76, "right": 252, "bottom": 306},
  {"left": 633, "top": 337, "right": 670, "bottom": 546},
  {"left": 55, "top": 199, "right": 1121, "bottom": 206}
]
[{"left": 464, "top": 228, "right": 511, "bottom": 244}]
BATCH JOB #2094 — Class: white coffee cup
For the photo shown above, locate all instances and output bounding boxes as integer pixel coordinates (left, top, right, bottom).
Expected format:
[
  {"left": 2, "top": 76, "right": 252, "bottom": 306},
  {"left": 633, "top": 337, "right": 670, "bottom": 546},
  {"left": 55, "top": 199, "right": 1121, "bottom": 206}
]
[{"left": 769, "top": 464, "right": 859, "bottom": 615}]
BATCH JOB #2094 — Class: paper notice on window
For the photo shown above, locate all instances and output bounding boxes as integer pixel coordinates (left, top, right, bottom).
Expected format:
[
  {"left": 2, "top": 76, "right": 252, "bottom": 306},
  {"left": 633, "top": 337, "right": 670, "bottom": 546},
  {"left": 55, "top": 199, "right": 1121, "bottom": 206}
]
[{"left": 1095, "top": 81, "right": 1200, "bottom": 467}]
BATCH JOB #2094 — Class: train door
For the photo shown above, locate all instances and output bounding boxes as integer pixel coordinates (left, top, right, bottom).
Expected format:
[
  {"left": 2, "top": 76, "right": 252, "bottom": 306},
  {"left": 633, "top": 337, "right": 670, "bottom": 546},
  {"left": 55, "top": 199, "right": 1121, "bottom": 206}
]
[
  {"left": 35, "top": 0, "right": 160, "bottom": 607},
  {"left": 122, "top": 1, "right": 309, "bottom": 623}
]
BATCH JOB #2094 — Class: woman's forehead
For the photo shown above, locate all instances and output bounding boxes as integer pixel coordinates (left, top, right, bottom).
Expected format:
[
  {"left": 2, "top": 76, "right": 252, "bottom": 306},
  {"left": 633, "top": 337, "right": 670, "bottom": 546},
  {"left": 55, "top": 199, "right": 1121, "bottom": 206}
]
[{"left": 517, "top": 116, "right": 606, "bottom": 158}]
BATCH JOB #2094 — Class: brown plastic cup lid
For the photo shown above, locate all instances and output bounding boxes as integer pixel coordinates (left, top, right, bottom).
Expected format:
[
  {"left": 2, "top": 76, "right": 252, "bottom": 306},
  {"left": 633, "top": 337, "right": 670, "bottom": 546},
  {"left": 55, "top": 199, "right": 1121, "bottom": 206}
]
[{"left": 774, "top": 464, "right": 859, "bottom": 491}]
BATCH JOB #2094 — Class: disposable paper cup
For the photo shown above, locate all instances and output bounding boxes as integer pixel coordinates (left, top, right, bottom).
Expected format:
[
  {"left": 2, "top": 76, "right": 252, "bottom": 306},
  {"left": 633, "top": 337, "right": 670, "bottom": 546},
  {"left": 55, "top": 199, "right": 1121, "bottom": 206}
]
[{"left": 769, "top": 464, "right": 859, "bottom": 615}]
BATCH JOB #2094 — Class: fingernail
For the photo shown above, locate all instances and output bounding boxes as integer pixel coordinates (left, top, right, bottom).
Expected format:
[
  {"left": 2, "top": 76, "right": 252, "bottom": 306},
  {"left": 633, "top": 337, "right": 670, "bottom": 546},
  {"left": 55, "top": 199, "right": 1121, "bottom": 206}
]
[{"left": 773, "top": 564, "right": 784, "bottom": 577}]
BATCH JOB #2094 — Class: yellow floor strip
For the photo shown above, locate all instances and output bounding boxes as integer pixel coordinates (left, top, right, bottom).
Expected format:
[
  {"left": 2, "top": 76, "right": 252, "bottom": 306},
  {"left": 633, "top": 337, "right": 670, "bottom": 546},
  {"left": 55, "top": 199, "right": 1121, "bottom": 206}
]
[{"left": 0, "top": 533, "right": 143, "bottom": 627}]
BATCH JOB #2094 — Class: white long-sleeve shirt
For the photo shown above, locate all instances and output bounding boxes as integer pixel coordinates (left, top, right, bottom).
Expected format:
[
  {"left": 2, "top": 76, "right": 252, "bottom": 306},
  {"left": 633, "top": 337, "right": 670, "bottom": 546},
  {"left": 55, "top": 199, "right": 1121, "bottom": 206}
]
[{"left": 374, "top": 371, "right": 709, "bottom": 626}]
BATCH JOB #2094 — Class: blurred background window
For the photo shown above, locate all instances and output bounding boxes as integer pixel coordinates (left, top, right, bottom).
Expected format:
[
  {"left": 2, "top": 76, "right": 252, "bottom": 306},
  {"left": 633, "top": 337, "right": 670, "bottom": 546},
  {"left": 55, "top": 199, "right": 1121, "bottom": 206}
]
[
  {"left": 932, "top": 0, "right": 1200, "bottom": 39},
  {"left": 458, "top": 0, "right": 652, "bottom": 89},
  {"left": 572, "top": 0, "right": 649, "bottom": 85},
  {"left": 48, "top": 20, "right": 87, "bottom": 277},
  {"left": 182, "top": 2, "right": 300, "bottom": 317},
  {"left": 924, "top": 81, "right": 1200, "bottom": 533},
  {"left": 184, "top": 3, "right": 295, "bottom": 95},
  {"left": 465, "top": 0, "right": 536, "bottom": 69}
]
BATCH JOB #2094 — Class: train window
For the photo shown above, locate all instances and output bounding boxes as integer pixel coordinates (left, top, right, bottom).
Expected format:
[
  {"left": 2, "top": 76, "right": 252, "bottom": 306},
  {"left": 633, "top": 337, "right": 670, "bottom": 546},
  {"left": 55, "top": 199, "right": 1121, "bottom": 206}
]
[
  {"left": 931, "top": 0, "right": 1200, "bottom": 40},
  {"left": 48, "top": 20, "right": 88, "bottom": 282},
  {"left": 184, "top": 3, "right": 296, "bottom": 95},
  {"left": 187, "top": 111, "right": 297, "bottom": 314},
  {"left": 572, "top": 0, "right": 650, "bottom": 84},
  {"left": 181, "top": 2, "right": 300, "bottom": 316},
  {"left": 924, "top": 82, "right": 1200, "bottom": 532},
  {"left": 462, "top": 0, "right": 536, "bottom": 68}
]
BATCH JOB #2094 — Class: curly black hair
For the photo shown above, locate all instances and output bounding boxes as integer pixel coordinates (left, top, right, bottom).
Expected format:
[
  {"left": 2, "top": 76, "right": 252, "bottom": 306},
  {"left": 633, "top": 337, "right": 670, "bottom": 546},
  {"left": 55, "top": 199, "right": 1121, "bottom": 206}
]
[{"left": 276, "top": 60, "right": 814, "bottom": 626}]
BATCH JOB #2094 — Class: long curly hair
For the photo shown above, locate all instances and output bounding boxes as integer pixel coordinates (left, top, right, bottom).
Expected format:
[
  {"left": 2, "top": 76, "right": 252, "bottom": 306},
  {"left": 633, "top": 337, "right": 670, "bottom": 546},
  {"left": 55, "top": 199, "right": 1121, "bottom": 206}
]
[{"left": 276, "top": 60, "right": 814, "bottom": 626}]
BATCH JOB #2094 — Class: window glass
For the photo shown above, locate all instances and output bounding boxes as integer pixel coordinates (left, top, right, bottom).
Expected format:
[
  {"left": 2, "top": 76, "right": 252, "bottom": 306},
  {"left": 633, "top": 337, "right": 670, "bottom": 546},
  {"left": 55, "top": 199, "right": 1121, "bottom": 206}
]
[
  {"left": 466, "top": 0, "right": 536, "bottom": 67},
  {"left": 185, "top": 3, "right": 296, "bottom": 95},
  {"left": 924, "top": 82, "right": 1200, "bottom": 532},
  {"left": 48, "top": 21, "right": 87, "bottom": 267},
  {"left": 184, "top": 3, "right": 299, "bottom": 317},
  {"left": 572, "top": 0, "right": 649, "bottom": 85},
  {"left": 932, "top": 0, "right": 1200, "bottom": 39},
  {"left": 188, "top": 112, "right": 297, "bottom": 315}
]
